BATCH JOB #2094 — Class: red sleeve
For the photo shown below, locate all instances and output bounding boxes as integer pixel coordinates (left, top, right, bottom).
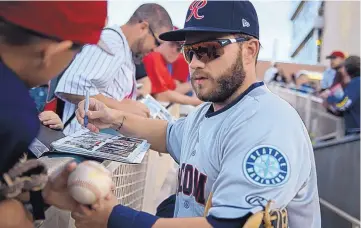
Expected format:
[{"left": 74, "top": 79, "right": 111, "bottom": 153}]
[
  {"left": 43, "top": 99, "right": 57, "bottom": 112},
  {"left": 143, "top": 52, "right": 176, "bottom": 94},
  {"left": 171, "top": 54, "right": 190, "bottom": 83}
]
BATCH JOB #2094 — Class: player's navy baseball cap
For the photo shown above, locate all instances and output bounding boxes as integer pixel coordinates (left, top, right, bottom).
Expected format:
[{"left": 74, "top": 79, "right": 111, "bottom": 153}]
[{"left": 159, "top": 0, "right": 259, "bottom": 41}]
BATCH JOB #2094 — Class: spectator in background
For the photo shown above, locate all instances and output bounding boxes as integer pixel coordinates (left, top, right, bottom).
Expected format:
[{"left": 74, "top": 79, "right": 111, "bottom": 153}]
[
  {"left": 263, "top": 62, "right": 287, "bottom": 84},
  {"left": 142, "top": 28, "right": 202, "bottom": 106},
  {"left": 320, "top": 51, "right": 346, "bottom": 90},
  {"left": 171, "top": 53, "right": 192, "bottom": 84},
  {"left": 274, "top": 67, "right": 287, "bottom": 84},
  {"left": 263, "top": 62, "right": 279, "bottom": 83},
  {"left": 29, "top": 85, "right": 48, "bottom": 112},
  {"left": 136, "top": 52, "right": 195, "bottom": 99},
  {"left": 293, "top": 71, "right": 316, "bottom": 94},
  {"left": 135, "top": 63, "right": 152, "bottom": 97},
  {"left": 322, "top": 56, "right": 360, "bottom": 135},
  {"left": 29, "top": 85, "right": 64, "bottom": 130},
  {"left": 55, "top": 3, "right": 173, "bottom": 135}
]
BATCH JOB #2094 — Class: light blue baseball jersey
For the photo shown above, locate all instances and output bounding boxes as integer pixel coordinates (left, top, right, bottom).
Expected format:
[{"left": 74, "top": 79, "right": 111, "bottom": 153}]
[{"left": 166, "top": 82, "right": 321, "bottom": 227}]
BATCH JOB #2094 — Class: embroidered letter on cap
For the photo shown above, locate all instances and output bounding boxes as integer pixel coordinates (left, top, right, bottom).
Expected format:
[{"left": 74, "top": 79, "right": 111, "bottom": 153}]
[{"left": 186, "top": 0, "right": 208, "bottom": 22}]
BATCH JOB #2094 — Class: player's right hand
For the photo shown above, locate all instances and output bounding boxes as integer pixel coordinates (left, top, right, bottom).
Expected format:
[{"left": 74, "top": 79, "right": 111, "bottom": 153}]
[{"left": 76, "top": 98, "right": 119, "bottom": 132}]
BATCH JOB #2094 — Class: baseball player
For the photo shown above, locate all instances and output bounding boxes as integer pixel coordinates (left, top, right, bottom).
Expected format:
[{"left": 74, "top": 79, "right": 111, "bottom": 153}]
[
  {"left": 52, "top": 1, "right": 321, "bottom": 227},
  {"left": 0, "top": 1, "right": 107, "bottom": 226}
]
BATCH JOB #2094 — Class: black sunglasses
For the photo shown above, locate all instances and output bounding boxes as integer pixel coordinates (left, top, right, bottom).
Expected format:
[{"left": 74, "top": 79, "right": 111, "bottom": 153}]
[
  {"left": 182, "top": 37, "right": 250, "bottom": 64},
  {"left": 148, "top": 26, "right": 161, "bottom": 47}
]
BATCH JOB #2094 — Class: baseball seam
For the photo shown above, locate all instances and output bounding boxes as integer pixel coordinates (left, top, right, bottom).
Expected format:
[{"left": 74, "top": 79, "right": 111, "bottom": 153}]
[{"left": 68, "top": 179, "right": 101, "bottom": 204}]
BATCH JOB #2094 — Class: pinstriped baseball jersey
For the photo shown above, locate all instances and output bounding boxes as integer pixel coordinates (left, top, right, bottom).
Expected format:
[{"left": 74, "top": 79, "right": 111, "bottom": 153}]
[
  {"left": 166, "top": 82, "right": 321, "bottom": 227},
  {"left": 56, "top": 25, "right": 136, "bottom": 135}
]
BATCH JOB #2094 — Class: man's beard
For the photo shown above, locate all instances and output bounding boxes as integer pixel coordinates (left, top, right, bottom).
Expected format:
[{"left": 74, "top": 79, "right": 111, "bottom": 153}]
[
  {"left": 191, "top": 53, "right": 246, "bottom": 103},
  {"left": 132, "top": 37, "right": 147, "bottom": 64}
]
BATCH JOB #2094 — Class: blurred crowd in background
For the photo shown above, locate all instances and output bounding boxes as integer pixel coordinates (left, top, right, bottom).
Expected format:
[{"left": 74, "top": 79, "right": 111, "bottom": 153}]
[{"left": 263, "top": 51, "right": 360, "bottom": 137}]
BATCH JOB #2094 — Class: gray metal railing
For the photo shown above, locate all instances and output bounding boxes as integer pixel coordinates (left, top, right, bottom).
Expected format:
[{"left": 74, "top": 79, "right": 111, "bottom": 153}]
[
  {"left": 314, "top": 135, "right": 360, "bottom": 228},
  {"left": 267, "top": 84, "right": 359, "bottom": 227},
  {"left": 267, "top": 83, "right": 344, "bottom": 142},
  {"left": 320, "top": 198, "right": 360, "bottom": 228}
]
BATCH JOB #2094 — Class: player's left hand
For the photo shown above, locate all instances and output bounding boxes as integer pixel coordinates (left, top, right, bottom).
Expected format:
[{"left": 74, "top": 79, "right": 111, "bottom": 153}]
[
  {"left": 39, "top": 111, "right": 64, "bottom": 130},
  {"left": 42, "top": 161, "right": 79, "bottom": 211},
  {"left": 71, "top": 193, "right": 118, "bottom": 228}
]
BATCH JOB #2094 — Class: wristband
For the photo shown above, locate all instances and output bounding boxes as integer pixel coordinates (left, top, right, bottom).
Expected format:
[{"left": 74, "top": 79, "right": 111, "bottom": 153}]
[
  {"left": 108, "top": 204, "right": 159, "bottom": 228},
  {"left": 112, "top": 116, "right": 126, "bottom": 132}
]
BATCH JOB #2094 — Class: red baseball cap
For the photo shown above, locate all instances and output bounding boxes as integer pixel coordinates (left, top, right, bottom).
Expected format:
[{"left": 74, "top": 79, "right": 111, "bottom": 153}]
[
  {"left": 0, "top": 1, "right": 112, "bottom": 54},
  {"left": 326, "top": 51, "right": 345, "bottom": 59}
]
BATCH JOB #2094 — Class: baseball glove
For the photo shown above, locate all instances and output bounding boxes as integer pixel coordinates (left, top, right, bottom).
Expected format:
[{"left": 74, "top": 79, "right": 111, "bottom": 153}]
[
  {"left": 0, "top": 154, "right": 48, "bottom": 200},
  {"left": 242, "top": 200, "right": 288, "bottom": 228},
  {"left": 204, "top": 193, "right": 288, "bottom": 228}
]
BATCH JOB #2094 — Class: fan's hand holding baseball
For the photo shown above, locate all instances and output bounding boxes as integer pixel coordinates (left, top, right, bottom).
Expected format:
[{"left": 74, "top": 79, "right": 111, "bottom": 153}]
[
  {"left": 76, "top": 98, "right": 119, "bottom": 132},
  {"left": 71, "top": 193, "right": 118, "bottom": 228},
  {"left": 42, "top": 161, "right": 79, "bottom": 211}
]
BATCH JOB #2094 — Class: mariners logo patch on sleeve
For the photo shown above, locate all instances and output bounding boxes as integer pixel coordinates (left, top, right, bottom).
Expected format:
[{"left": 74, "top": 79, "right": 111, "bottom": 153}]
[{"left": 243, "top": 145, "right": 290, "bottom": 186}]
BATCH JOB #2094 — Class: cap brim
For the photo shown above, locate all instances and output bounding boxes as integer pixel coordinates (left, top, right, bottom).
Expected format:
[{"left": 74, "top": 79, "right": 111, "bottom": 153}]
[
  {"left": 97, "top": 39, "right": 114, "bottom": 55},
  {"left": 159, "top": 27, "right": 241, "bottom": 41}
]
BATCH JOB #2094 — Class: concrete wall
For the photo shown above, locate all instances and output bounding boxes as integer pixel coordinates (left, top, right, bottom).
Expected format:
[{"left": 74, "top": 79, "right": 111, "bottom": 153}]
[
  {"left": 320, "top": 1, "right": 361, "bottom": 65},
  {"left": 256, "top": 60, "right": 326, "bottom": 81}
]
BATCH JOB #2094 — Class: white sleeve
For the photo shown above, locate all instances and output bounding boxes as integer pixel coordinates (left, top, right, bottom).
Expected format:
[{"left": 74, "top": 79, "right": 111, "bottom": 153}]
[
  {"left": 166, "top": 117, "right": 187, "bottom": 163},
  {"left": 55, "top": 29, "right": 125, "bottom": 101}
]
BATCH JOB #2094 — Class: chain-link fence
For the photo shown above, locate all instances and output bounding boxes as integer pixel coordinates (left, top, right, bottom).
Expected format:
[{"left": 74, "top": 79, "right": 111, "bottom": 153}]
[
  {"left": 106, "top": 153, "right": 149, "bottom": 210},
  {"left": 38, "top": 153, "right": 150, "bottom": 228}
]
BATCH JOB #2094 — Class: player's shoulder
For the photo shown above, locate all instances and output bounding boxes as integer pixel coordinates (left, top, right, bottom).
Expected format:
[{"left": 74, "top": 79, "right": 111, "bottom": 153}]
[
  {"left": 182, "top": 102, "right": 212, "bottom": 122},
  {"left": 226, "top": 84, "right": 304, "bottom": 132},
  {"left": 249, "top": 85, "right": 302, "bottom": 123}
]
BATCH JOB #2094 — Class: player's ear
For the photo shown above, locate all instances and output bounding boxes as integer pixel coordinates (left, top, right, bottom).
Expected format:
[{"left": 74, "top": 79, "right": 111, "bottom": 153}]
[
  {"left": 41, "top": 40, "right": 73, "bottom": 68},
  {"left": 243, "top": 39, "right": 259, "bottom": 65}
]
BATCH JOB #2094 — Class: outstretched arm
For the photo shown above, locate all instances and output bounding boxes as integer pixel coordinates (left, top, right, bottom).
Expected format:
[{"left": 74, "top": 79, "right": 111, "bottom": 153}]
[{"left": 76, "top": 98, "right": 168, "bottom": 153}]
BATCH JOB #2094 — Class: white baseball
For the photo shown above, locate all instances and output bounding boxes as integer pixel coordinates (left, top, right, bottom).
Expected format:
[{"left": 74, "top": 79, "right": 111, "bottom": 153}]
[{"left": 67, "top": 161, "right": 113, "bottom": 205}]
